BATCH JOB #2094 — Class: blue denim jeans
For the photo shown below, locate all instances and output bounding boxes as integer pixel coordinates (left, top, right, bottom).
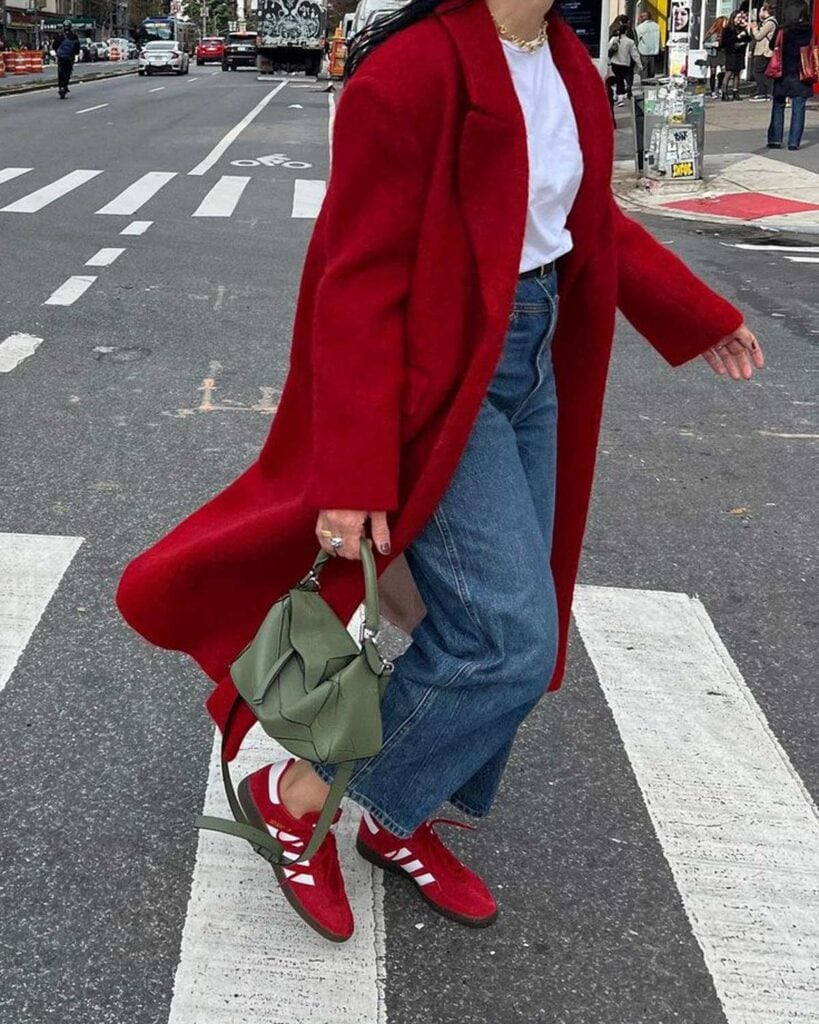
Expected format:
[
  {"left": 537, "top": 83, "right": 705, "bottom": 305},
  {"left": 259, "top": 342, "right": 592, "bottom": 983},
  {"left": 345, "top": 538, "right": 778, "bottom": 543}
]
[
  {"left": 768, "top": 95, "right": 807, "bottom": 149},
  {"left": 317, "top": 272, "right": 560, "bottom": 837}
]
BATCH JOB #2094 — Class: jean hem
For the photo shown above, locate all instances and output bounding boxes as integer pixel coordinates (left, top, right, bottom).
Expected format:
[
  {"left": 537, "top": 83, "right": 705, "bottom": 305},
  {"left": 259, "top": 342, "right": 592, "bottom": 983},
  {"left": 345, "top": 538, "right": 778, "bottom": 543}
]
[
  {"left": 449, "top": 795, "right": 489, "bottom": 820},
  {"left": 312, "top": 763, "right": 418, "bottom": 839}
]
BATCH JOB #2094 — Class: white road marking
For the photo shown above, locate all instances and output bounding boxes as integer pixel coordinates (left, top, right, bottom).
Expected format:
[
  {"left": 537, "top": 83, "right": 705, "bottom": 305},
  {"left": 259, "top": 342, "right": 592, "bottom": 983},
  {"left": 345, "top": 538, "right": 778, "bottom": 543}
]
[
  {"left": 75, "top": 103, "right": 108, "bottom": 114},
  {"left": 149, "top": 86, "right": 166, "bottom": 92},
  {"left": 120, "top": 220, "right": 153, "bottom": 236},
  {"left": 722, "top": 242, "right": 819, "bottom": 253},
  {"left": 187, "top": 76, "right": 200, "bottom": 83},
  {"left": 85, "top": 247, "right": 125, "bottom": 267},
  {"left": 0, "top": 167, "right": 32, "bottom": 186},
  {"left": 44, "top": 275, "right": 97, "bottom": 306},
  {"left": 167, "top": 727, "right": 386, "bottom": 1024},
  {"left": 572, "top": 586, "right": 819, "bottom": 1024},
  {"left": 210, "top": 70, "right": 220, "bottom": 75},
  {"left": 96, "top": 171, "right": 177, "bottom": 216},
  {"left": 783, "top": 256, "right": 819, "bottom": 264},
  {"left": 327, "top": 90, "right": 336, "bottom": 176},
  {"left": 1, "top": 169, "right": 102, "bottom": 213},
  {"left": 292, "top": 179, "right": 326, "bottom": 219},
  {"left": 0, "top": 533, "right": 83, "bottom": 693},
  {"left": 192, "top": 175, "right": 250, "bottom": 217},
  {"left": 189, "top": 80, "right": 289, "bottom": 176},
  {"left": 0, "top": 333, "right": 43, "bottom": 374}
]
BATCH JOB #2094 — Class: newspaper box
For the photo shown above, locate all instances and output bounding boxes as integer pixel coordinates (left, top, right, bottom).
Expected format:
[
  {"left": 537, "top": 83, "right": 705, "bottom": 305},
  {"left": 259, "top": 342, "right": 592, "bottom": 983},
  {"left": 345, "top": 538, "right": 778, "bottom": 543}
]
[{"left": 636, "top": 79, "right": 707, "bottom": 181}]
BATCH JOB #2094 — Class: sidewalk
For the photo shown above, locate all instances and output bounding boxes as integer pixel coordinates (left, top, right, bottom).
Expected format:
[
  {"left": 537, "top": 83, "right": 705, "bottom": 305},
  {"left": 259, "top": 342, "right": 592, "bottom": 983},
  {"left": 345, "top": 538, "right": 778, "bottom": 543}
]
[
  {"left": 613, "top": 92, "right": 819, "bottom": 231},
  {"left": 0, "top": 60, "right": 137, "bottom": 97}
]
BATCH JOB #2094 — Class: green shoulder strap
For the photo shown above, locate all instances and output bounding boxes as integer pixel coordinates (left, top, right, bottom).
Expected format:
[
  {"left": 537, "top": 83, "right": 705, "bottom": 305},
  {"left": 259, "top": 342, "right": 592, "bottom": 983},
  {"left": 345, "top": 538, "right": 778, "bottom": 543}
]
[{"left": 195, "top": 694, "right": 354, "bottom": 867}]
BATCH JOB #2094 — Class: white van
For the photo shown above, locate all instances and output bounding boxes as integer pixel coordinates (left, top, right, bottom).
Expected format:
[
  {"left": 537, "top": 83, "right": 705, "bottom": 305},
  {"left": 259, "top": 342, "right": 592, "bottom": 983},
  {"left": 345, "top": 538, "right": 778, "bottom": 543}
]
[{"left": 350, "top": 0, "right": 409, "bottom": 38}]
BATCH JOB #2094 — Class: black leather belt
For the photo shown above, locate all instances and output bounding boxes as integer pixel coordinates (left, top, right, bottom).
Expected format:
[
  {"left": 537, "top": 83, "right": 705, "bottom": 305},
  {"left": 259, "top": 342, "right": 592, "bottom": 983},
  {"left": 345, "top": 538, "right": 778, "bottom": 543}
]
[{"left": 519, "top": 261, "right": 555, "bottom": 280}]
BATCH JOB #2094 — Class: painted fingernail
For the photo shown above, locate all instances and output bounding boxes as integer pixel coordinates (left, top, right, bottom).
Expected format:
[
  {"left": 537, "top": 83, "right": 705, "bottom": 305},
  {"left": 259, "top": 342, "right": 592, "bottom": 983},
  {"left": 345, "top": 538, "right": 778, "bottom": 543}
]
[{"left": 379, "top": 542, "right": 391, "bottom": 555}]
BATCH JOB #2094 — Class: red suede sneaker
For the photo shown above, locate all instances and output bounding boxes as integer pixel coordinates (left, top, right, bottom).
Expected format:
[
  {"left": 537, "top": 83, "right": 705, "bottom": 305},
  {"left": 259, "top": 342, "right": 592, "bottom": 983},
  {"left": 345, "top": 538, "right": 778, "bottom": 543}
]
[
  {"left": 237, "top": 759, "right": 354, "bottom": 943},
  {"left": 356, "top": 811, "right": 497, "bottom": 927}
]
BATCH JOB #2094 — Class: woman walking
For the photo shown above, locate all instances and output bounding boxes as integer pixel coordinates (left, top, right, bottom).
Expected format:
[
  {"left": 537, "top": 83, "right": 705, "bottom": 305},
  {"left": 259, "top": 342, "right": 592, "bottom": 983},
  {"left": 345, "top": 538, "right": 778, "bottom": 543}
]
[
  {"left": 608, "top": 15, "right": 642, "bottom": 103},
  {"left": 721, "top": 9, "right": 750, "bottom": 100},
  {"left": 118, "top": 0, "right": 763, "bottom": 943},
  {"left": 767, "top": 0, "right": 813, "bottom": 150}
]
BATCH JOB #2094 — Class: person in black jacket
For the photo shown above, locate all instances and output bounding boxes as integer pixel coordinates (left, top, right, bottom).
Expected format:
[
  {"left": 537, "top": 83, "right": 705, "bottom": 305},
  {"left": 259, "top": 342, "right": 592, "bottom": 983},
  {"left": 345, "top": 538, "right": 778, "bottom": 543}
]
[
  {"left": 721, "top": 9, "right": 750, "bottom": 100},
  {"left": 54, "top": 21, "right": 80, "bottom": 98},
  {"left": 767, "top": 1, "right": 814, "bottom": 149}
]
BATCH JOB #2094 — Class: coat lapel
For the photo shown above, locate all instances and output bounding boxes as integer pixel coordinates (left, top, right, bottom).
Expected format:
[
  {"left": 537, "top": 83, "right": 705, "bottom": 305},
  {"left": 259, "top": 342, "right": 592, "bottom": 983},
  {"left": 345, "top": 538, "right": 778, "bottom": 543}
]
[{"left": 435, "top": 0, "right": 528, "bottom": 323}]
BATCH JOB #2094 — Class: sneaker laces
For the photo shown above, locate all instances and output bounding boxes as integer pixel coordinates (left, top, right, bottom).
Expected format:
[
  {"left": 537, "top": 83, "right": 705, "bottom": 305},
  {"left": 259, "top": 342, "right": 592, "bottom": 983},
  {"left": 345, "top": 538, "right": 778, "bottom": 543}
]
[{"left": 417, "top": 818, "right": 477, "bottom": 876}]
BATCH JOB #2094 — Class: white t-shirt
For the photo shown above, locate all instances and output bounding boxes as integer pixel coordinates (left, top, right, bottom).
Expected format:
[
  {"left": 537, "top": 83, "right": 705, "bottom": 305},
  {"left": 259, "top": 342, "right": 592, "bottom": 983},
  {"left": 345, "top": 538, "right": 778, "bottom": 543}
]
[{"left": 501, "top": 38, "right": 584, "bottom": 272}]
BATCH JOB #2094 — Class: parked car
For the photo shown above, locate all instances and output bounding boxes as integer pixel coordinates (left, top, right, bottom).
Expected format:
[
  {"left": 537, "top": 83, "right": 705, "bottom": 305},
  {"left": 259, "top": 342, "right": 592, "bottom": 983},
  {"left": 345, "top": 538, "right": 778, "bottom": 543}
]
[
  {"left": 138, "top": 40, "right": 190, "bottom": 75},
  {"left": 221, "top": 31, "right": 257, "bottom": 71},
  {"left": 80, "top": 39, "right": 109, "bottom": 62},
  {"left": 196, "top": 36, "right": 225, "bottom": 65}
]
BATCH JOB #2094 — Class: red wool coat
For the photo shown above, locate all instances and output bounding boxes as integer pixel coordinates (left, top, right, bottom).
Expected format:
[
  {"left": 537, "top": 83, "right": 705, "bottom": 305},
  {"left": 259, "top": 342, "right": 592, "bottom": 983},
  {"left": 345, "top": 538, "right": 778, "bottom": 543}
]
[{"left": 117, "top": 0, "right": 743, "bottom": 758}]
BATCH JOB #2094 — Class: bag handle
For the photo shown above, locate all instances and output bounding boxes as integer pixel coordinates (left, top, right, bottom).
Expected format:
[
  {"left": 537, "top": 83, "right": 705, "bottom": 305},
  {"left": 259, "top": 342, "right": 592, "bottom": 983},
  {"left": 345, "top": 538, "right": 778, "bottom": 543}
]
[{"left": 300, "top": 538, "right": 381, "bottom": 639}]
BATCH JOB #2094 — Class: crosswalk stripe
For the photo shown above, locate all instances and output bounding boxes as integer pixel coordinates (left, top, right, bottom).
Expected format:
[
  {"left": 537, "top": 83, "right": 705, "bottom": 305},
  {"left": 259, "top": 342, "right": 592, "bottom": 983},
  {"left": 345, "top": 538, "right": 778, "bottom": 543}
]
[
  {"left": 0, "top": 332, "right": 43, "bottom": 374},
  {"left": 0, "top": 533, "right": 83, "bottom": 693},
  {"left": 1, "top": 169, "right": 102, "bottom": 213},
  {"left": 0, "top": 167, "right": 33, "bottom": 186},
  {"left": 192, "top": 175, "right": 250, "bottom": 218},
  {"left": 167, "top": 727, "right": 385, "bottom": 1024},
  {"left": 96, "top": 171, "right": 177, "bottom": 216},
  {"left": 44, "top": 275, "right": 97, "bottom": 306},
  {"left": 85, "top": 247, "right": 125, "bottom": 267},
  {"left": 120, "top": 220, "right": 153, "bottom": 236},
  {"left": 573, "top": 586, "right": 819, "bottom": 1024},
  {"left": 292, "top": 179, "right": 326, "bottom": 219}
]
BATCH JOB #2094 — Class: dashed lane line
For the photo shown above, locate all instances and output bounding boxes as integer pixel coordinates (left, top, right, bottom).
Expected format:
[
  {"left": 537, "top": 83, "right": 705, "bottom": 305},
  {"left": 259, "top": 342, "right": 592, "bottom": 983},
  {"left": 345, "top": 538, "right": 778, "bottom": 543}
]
[
  {"left": 188, "top": 80, "right": 289, "bottom": 176},
  {"left": 120, "top": 220, "right": 153, "bottom": 235},
  {"left": 1, "top": 169, "right": 102, "bottom": 213},
  {"left": 95, "top": 171, "right": 177, "bottom": 216},
  {"left": 85, "top": 247, "right": 125, "bottom": 267},
  {"left": 0, "top": 333, "right": 43, "bottom": 374},
  {"left": 43, "top": 275, "right": 97, "bottom": 306},
  {"left": 0, "top": 533, "right": 84, "bottom": 693},
  {"left": 573, "top": 586, "right": 819, "bottom": 1024},
  {"left": 0, "top": 167, "right": 32, "bottom": 186},
  {"left": 149, "top": 86, "right": 166, "bottom": 93},
  {"left": 75, "top": 103, "right": 109, "bottom": 114}
]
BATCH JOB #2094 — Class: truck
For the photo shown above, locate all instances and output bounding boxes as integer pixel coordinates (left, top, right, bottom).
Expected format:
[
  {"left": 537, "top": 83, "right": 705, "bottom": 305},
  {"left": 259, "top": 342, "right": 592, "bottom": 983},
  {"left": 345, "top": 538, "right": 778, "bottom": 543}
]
[{"left": 255, "top": 0, "right": 328, "bottom": 77}]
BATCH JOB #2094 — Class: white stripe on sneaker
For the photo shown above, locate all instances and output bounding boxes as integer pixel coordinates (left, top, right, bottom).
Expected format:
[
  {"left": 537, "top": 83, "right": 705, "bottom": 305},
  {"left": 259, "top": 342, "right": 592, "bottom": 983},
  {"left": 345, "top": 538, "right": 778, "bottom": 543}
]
[
  {"left": 401, "top": 859, "right": 424, "bottom": 874},
  {"left": 413, "top": 873, "right": 436, "bottom": 887}
]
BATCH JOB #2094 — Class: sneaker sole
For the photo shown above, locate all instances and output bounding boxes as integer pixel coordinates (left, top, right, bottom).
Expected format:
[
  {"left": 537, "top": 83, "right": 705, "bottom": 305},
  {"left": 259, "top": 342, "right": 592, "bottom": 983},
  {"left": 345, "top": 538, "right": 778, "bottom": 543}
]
[
  {"left": 237, "top": 776, "right": 353, "bottom": 943},
  {"left": 356, "top": 837, "right": 498, "bottom": 929}
]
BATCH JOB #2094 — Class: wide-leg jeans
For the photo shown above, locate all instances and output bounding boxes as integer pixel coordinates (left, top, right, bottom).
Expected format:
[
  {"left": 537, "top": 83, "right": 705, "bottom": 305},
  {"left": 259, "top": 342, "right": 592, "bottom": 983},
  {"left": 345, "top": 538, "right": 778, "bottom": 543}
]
[{"left": 318, "top": 271, "right": 561, "bottom": 837}]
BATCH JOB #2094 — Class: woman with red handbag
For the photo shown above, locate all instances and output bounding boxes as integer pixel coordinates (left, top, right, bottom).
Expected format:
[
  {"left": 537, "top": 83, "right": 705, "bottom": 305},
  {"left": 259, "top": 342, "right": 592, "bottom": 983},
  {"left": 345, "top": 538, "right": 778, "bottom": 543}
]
[{"left": 767, "top": 0, "right": 814, "bottom": 150}]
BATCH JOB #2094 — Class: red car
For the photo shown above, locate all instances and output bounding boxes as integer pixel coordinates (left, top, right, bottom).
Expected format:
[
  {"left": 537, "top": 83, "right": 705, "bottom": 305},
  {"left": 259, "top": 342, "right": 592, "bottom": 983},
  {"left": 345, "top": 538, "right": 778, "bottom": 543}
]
[{"left": 195, "top": 37, "right": 225, "bottom": 65}]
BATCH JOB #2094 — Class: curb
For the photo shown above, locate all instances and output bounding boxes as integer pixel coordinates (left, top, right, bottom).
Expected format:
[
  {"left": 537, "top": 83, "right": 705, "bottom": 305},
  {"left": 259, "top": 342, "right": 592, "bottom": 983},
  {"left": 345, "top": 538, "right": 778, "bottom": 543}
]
[{"left": 0, "top": 65, "right": 137, "bottom": 97}]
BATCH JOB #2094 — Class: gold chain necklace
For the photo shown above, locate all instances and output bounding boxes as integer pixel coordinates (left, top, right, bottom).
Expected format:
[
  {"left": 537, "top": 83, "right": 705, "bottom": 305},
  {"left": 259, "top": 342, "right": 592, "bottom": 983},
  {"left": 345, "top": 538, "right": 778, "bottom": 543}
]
[{"left": 493, "top": 15, "right": 548, "bottom": 53}]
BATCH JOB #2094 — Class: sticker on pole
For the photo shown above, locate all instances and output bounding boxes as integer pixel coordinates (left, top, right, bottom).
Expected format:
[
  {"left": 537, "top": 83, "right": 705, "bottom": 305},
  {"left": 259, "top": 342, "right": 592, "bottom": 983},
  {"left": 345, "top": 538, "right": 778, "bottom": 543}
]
[{"left": 231, "top": 154, "right": 313, "bottom": 169}]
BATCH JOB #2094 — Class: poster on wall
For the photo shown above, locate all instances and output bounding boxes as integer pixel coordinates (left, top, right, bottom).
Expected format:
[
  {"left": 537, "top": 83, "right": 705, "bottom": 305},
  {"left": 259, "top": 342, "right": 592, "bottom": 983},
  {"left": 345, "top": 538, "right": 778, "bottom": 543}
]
[
  {"left": 561, "top": 0, "right": 603, "bottom": 59},
  {"left": 668, "top": 0, "right": 692, "bottom": 44}
]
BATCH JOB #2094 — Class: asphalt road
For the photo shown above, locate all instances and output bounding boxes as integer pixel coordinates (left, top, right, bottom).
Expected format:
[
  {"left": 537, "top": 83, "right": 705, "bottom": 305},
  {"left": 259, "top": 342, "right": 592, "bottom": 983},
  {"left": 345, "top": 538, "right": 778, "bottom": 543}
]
[{"left": 1, "top": 66, "right": 816, "bottom": 1024}]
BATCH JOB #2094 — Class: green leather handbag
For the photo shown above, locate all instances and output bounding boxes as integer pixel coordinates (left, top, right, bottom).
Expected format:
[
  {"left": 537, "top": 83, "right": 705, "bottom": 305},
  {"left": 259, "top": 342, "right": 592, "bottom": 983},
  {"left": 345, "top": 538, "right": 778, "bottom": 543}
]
[{"left": 196, "top": 540, "right": 393, "bottom": 866}]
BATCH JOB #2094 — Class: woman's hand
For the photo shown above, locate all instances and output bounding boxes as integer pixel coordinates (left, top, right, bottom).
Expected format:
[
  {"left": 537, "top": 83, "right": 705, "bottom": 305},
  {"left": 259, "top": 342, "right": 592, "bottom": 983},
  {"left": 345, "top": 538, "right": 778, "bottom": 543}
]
[
  {"left": 702, "top": 323, "right": 764, "bottom": 380},
  {"left": 316, "top": 510, "right": 391, "bottom": 560}
]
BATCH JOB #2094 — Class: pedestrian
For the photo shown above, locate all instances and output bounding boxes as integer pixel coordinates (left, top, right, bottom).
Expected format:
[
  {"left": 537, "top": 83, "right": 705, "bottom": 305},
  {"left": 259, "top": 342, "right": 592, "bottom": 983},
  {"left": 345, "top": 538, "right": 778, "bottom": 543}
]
[
  {"left": 54, "top": 20, "right": 80, "bottom": 98},
  {"left": 635, "top": 9, "right": 660, "bottom": 79},
  {"left": 117, "top": 0, "right": 763, "bottom": 944},
  {"left": 767, "top": 0, "right": 814, "bottom": 150},
  {"left": 609, "top": 19, "right": 643, "bottom": 103},
  {"left": 720, "top": 9, "right": 750, "bottom": 100},
  {"left": 703, "top": 15, "right": 727, "bottom": 96},
  {"left": 749, "top": 3, "right": 778, "bottom": 100}
]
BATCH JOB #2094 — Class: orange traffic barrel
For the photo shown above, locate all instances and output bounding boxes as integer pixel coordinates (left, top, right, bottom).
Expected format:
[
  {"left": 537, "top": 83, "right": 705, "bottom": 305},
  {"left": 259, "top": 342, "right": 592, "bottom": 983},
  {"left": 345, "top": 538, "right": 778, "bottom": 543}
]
[
  {"left": 13, "top": 53, "right": 29, "bottom": 75},
  {"left": 29, "top": 51, "right": 44, "bottom": 74},
  {"left": 0, "top": 55, "right": 5, "bottom": 78}
]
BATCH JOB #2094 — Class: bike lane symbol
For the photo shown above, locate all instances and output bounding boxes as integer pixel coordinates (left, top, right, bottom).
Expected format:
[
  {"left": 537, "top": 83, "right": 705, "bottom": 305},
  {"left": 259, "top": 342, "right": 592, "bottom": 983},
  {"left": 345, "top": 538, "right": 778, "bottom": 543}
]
[{"left": 231, "top": 154, "right": 313, "bottom": 169}]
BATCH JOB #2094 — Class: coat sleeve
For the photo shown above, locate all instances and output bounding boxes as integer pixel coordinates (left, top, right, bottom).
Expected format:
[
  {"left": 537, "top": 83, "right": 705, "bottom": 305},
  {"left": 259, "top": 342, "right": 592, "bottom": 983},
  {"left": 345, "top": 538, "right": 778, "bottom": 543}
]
[
  {"left": 612, "top": 202, "right": 744, "bottom": 366},
  {"left": 305, "top": 74, "right": 437, "bottom": 512}
]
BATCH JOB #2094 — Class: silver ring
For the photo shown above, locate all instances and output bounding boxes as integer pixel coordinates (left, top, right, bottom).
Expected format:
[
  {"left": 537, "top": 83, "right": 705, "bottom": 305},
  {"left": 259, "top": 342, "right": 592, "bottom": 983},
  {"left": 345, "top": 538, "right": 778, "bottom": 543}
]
[{"left": 330, "top": 536, "right": 343, "bottom": 550}]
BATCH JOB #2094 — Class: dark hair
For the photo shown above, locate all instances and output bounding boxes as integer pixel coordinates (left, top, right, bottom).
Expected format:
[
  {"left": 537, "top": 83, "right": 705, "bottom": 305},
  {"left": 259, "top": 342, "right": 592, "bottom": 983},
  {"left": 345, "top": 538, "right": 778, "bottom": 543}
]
[
  {"left": 782, "top": 0, "right": 809, "bottom": 26},
  {"left": 345, "top": 0, "right": 462, "bottom": 79}
]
